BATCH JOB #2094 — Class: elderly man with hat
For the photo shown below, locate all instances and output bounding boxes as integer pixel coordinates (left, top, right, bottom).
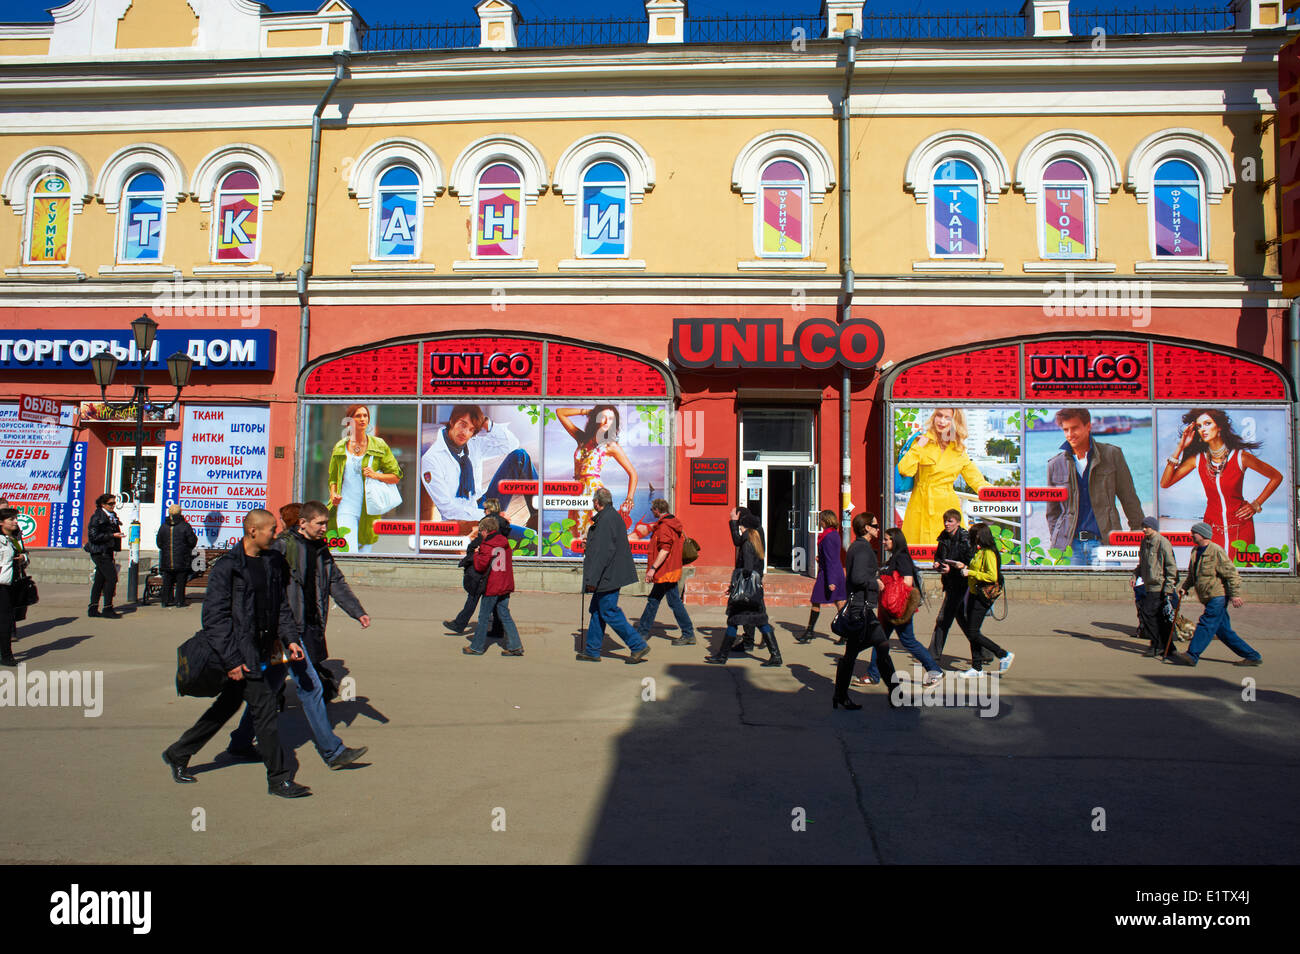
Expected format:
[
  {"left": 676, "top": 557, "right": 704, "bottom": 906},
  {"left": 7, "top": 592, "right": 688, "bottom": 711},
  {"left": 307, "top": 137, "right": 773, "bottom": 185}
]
[
  {"left": 1168, "top": 521, "right": 1261, "bottom": 667},
  {"left": 1131, "top": 516, "right": 1178, "bottom": 659}
]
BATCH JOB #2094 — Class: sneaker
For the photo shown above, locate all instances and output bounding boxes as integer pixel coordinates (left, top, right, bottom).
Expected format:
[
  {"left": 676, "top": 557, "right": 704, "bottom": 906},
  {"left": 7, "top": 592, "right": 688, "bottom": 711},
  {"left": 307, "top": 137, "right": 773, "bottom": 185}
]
[
  {"left": 443, "top": 620, "right": 468, "bottom": 635},
  {"left": 501, "top": 648, "right": 525, "bottom": 657},
  {"left": 627, "top": 645, "right": 651, "bottom": 664},
  {"left": 1233, "top": 656, "right": 1263, "bottom": 667},
  {"left": 955, "top": 668, "right": 983, "bottom": 678},
  {"left": 922, "top": 671, "right": 944, "bottom": 687},
  {"left": 327, "top": 745, "right": 368, "bottom": 770},
  {"left": 461, "top": 646, "right": 485, "bottom": 656},
  {"left": 1166, "top": 652, "right": 1197, "bottom": 667},
  {"left": 997, "top": 652, "right": 1015, "bottom": 674},
  {"left": 268, "top": 780, "right": 312, "bottom": 798},
  {"left": 575, "top": 652, "right": 601, "bottom": 663},
  {"left": 671, "top": 635, "right": 696, "bottom": 646}
]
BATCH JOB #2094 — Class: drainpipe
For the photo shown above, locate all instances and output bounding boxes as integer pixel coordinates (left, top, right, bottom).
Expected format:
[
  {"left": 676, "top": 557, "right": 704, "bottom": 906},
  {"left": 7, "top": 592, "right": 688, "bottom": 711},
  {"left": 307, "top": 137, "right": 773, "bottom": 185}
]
[
  {"left": 837, "top": 29, "right": 860, "bottom": 541},
  {"left": 297, "top": 51, "right": 349, "bottom": 375}
]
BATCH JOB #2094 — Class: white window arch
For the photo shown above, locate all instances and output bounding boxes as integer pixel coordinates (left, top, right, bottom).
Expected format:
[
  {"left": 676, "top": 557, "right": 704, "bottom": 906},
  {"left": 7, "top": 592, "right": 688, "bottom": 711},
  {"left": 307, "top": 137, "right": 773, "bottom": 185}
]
[
  {"left": 553, "top": 133, "right": 654, "bottom": 261},
  {"left": 190, "top": 143, "right": 284, "bottom": 214},
  {"left": 1127, "top": 129, "right": 1233, "bottom": 262},
  {"left": 904, "top": 130, "right": 1010, "bottom": 206},
  {"left": 1015, "top": 130, "right": 1121, "bottom": 262},
  {"left": 94, "top": 143, "right": 186, "bottom": 265},
  {"left": 449, "top": 135, "right": 547, "bottom": 208},
  {"left": 731, "top": 131, "right": 834, "bottom": 260},
  {"left": 371, "top": 165, "right": 421, "bottom": 260},
  {"left": 449, "top": 136, "right": 546, "bottom": 263},
  {"left": 2, "top": 147, "right": 92, "bottom": 267},
  {"left": 191, "top": 145, "right": 283, "bottom": 265},
  {"left": 905, "top": 131, "right": 1010, "bottom": 262}
]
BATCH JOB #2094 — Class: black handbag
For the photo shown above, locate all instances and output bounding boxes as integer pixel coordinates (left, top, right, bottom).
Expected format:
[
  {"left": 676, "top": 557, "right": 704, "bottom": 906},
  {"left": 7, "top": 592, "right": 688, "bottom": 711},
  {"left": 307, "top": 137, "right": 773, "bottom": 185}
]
[
  {"left": 831, "top": 591, "right": 870, "bottom": 638},
  {"left": 13, "top": 575, "right": 38, "bottom": 608},
  {"left": 727, "top": 568, "right": 764, "bottom": 610},
  {"left": 175, "top": 631, "right": 228, "bottom": 698}
]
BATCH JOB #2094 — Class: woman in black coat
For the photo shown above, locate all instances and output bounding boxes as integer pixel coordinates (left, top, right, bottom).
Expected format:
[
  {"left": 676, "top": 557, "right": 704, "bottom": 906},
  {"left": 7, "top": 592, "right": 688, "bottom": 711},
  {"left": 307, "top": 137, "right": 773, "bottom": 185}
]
[
  {"left": 706, "top": 508, "right": 780, "bottom": 666},
  {"left": 832, "top": 512, "right": 899, "bottom": 710},
  {"left": 86, "top": 493, "right": 124, "bottom": 619},
  {"left": 155, "top": 504, "right": 198, "bottom": 607}
]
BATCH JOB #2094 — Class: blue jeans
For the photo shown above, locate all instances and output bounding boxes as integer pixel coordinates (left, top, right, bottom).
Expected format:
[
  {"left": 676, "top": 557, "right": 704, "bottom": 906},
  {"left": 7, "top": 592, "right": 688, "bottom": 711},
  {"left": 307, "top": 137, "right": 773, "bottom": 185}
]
[
  {"left": 635, "top": 581, "right": 695, "bottom": 640},
  {"left": 477, "top": 449, "right": 538, "bottom": 514},
  {"left": 470, "top": 593, "right": 522, "bottom": 652},
  {"left": 868, "top": 617, "right": 941, "bottom": 680},
  {"left": 1070, "top": 537, "right": 1101, "bottom": 567},
  {"left": 230, "top": 643, "right": 344, "bottom": 765},
  {"left": 585, "top": 589, "right": 647, "bottom": 657},
  {"left": 1186, "top": 596, "right": 1260, "bottom": 664}
]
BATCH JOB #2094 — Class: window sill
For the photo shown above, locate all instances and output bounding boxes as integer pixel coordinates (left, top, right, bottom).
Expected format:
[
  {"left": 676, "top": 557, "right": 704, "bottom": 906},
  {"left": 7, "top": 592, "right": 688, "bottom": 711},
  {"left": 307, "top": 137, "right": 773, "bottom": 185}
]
[
  {"left": 5, "top": 266, "right": 86, "bottom": 279},
  {"left": 452, "top": 260, "right": 539, "bottom": 272},
  {"left": 99, "top": 264, "right": 182, "bottom": 276},
  {"left": 912, "top": 260, "right": 1004, "bottom": 272},
  {"left": 558, "top": 259, "right": 647, "bottom": 270},
  {"left": 737, "top": 260, "right": 827, "bottom": 271},
  {"left": 351, "top": 263, "right": 437, "bottom": 273},
  {"left": 1022, "top": 261, "right": 1116, "bottom": 274},
  {"left": 192, "top": 264, "right": 276, "bottom": 276},
  {"left": 1133, "top": 260, "right": 1228, "bottom": 274}
]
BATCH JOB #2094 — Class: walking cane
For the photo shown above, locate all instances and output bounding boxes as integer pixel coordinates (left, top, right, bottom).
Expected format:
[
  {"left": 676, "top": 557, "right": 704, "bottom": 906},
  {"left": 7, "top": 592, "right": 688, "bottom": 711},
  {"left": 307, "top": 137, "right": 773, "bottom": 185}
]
[{"left": 577, "top": 588, "right": 585, "bottom": 654}]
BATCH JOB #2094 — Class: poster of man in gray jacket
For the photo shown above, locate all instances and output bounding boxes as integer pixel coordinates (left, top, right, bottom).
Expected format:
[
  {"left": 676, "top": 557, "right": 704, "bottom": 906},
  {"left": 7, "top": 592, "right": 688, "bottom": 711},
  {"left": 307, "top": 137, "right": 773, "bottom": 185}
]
[{"left": 1045, "top": 407, "right": 1146, "bottom": 566}]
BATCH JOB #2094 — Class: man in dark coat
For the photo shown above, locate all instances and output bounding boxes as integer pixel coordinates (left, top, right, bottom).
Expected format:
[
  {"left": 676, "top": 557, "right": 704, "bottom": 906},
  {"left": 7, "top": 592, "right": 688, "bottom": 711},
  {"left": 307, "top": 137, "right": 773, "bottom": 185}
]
[
  {"left": 578, "top": 487, "right": 650, "bottom": 663},
  {"left": 162, "top": 508, "right": 312, "bottom": 798},
  {"left": 155, "top": 504, "right": 198, "bottom": 607},
  {"left": 86, "top": 493, "right": 124, "bottom": 618},
  {"left": 930, "top": 508, "right": 982, "bottom": 662}
]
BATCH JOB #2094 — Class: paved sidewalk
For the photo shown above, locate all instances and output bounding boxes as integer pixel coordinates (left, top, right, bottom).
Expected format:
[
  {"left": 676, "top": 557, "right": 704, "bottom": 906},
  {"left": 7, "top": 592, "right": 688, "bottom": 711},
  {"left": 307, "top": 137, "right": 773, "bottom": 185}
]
[{"left": 1, "top": 582, "right": 1296, "bottom": 864}]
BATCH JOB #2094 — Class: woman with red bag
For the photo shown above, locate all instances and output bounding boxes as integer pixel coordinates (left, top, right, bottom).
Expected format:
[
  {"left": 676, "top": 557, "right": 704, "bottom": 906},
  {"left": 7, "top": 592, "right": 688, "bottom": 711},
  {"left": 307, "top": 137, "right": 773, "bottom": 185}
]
[{"left": 857, "top": 528, "right": 943, "bottom": 688}]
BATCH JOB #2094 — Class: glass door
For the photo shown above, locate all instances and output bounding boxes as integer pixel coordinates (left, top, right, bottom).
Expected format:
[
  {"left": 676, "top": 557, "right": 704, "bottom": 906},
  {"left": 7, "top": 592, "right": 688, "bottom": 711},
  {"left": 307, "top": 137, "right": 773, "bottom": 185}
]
[
  {"left": 109, "top": 446, "right": 164, "bottom": 548},
  {"left": 738, "top": 407, "right": 819, "bottom": 575}
]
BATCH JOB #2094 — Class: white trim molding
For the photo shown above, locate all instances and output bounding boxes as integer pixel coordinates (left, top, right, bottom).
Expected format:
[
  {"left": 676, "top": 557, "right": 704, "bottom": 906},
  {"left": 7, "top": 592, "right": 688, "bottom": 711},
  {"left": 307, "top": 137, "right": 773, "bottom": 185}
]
[
  {"left": 191, "top": 143, "right": 285, "bottom": 212},
  {"left": 552, "top": 133, "right": 655, "bottom": 205},
  {"left": 732, "top": 130, "right": 835, "bottom": 205},
  {"left": 904, "top": 130, "right": 1011, "bottom": 205},
  {"left": 95, "top": 143, "right": 188, "bottom": 213},
  {"left": 1126, "top": 128, "right": 1235, "bottom": 205},
  {"left": 448, "top": 135, "right": 547, "bottom": 207},
  {"left": 1015, "top": 129, "right": 1122, "bottom": 204},
  {"left": 1134, "top": 260, "right": 1229, "bottom": 273},
  {"left": 737, "top": 260, "right": 828, "bottom": 270},
  {"left": 2, "top": 146, "right": 93, "bottom": 215},
  {"left": 452, "top": 259, "right": 539, "bottom": 271},
  {"left": 348, "top": 138, "right": 445, "bottom": 209},
  {"left": 558, "top": 259, "right": 647, "bottom": 270},
  {"left": 1023, "top": 261, "right": 1116, "bottom": 273},
  {"left": 912, "top": 260, "right": 1005, "bottom": 272}
]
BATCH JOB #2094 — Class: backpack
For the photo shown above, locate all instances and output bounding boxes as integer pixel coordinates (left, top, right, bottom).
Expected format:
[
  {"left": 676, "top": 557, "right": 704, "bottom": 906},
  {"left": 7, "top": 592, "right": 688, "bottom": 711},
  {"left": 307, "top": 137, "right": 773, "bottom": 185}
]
[{"left": 895, "top": 430, "right": 922, "bottom": 493}]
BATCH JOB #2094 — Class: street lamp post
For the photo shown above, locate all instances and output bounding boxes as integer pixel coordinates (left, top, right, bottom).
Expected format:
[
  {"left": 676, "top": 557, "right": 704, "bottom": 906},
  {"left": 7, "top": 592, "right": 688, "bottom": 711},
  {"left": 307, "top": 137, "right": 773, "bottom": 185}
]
[{"left": 90, "top": 314, "right": 193, "bottom": 604}]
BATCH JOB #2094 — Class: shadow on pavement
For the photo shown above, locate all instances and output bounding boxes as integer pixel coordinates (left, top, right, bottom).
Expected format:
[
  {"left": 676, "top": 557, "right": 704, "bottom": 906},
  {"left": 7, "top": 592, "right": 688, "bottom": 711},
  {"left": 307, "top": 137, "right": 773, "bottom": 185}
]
[
  {"left": 14, "top": 616, "right": 77, "bottom": 641},
  {"left": 14, "top": 633, "right": 94, "bottom": 662}
]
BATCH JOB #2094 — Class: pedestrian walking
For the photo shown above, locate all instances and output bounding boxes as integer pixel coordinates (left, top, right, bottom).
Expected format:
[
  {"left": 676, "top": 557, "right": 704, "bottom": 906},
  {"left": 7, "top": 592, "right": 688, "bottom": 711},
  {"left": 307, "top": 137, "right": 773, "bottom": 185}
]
[
  {"left": 0, "top": 508, "right": 23, "bottom": 666},
  {"left": 705, "top": 508, "right": 780, "bottom": 666},
  {"left": 155, "top": 503, "right": 198, "bottom": 608},
  {"left": 463, "top": 516, "right": 525, "bottom": 656},
  {"left": 578, "top": 487, "right": 650, "bottom": 664},
  {"left": 161, "top": 509, "right": 313, "bottom": 798},
  {"left": 1132, "top": 516, "right": 1178, "bottom": 659},
  {"left": 795, "top": 509, "right": 845, "bottom": 644},
  {"left": 863, "top": 527, "right": 943, "bottom": 686},
  {"left": 1168, "top": 522, "right": 1261, "bottom": 667},
  {"left": 953, "top": 524, "right": 1014, "bottom": 678},
  {"left": 225, "top": 501, "right": 369, "bottom": 770},
  {"left": 832, "top": 512, "right": 897, "bottom": 708},
  {"left": 929, "top": 508, "right": 972, "bottom": 661},
  {"left": 444, "top": 498, "right": 507, "bottom": 639},
  {"left": 634, "top": 498, "right": 696, "bottom": 645},
  {"left": 86, "top": 493, "right": 124, "bottom": 619}
]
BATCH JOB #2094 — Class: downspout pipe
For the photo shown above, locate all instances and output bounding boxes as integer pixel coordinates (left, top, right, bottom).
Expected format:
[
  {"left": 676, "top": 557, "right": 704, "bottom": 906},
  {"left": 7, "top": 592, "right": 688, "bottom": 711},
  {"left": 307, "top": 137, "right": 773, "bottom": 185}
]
[
  {"left": 297, "top": 50, "right": 349, "bottom": 375},
  {"left": 838, "top": 29, "right": 860, "bottom": 541}
]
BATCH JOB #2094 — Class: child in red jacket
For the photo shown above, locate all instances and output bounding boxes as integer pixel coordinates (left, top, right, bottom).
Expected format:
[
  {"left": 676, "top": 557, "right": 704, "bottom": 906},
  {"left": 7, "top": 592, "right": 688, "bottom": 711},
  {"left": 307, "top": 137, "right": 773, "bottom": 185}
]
[{"left": 463, "top": 516, "right": 524, "bottom": 656}]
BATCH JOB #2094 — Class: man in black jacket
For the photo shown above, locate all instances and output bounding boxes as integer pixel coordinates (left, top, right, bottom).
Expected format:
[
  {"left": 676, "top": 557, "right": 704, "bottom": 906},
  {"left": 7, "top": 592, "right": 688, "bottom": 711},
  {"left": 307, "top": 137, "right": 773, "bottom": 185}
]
[
  {"left": 86, "top": 493, "right": 124, "bottom": 618},
  {"left": 162, "top": 509, "right": 312, "bottom": 798},
  {"left": 930, "top": 509, "right": 978, "bottom": 662},
  {"left": 578, "top": 488, "right": 650, "bottom": 663}
]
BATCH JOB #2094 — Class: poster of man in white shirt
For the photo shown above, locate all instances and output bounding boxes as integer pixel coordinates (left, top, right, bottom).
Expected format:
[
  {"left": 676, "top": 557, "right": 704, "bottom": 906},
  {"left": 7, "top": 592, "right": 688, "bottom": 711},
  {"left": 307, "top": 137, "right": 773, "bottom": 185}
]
[{"left": 419, "top": 404, "right": 539, "bottom": 554}]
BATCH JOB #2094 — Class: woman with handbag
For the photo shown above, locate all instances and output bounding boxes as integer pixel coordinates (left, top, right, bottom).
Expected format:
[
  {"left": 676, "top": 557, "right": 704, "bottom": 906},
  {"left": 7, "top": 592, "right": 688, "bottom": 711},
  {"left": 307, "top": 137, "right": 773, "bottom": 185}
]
[
  {"left": 86, "top": 493, "right": 124, "bottom": 619},
  {"left": 706, "top": 509, "right": 780, "bottom": 666},
  {"left": 861, "top": 527, "right": 943, "bottom": 687},
  {"left": 953, "top": 524, "right": 1014, "bottom": 677},
  {"left": 796, "top": 509, "right": 846, "bottom": 644},
  {"left": 833, "top": 513, "right": 899, "bottom": 709},
  {"left": 328, "top": 404, "right": 403, "bottom": 554},
  {"left": 1, "top": 507, "right": 24, "bottom": 665}
]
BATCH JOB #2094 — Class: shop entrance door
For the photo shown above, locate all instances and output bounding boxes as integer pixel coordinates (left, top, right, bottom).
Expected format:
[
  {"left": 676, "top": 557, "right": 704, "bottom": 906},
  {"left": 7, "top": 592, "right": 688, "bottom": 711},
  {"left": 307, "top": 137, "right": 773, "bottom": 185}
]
[
  {"left": 108, "top": 446, "right": 164, "bottom": 549},
  {"left": 738, "top": 407, "right": 818, "bottom": 577}
]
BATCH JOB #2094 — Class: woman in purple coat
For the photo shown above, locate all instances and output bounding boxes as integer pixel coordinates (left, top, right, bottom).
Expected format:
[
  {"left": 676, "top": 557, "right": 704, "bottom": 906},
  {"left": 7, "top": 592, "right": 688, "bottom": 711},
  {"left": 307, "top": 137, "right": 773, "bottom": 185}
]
[{"left": 796, "top": 510, "right": 846, "bottom": 643}]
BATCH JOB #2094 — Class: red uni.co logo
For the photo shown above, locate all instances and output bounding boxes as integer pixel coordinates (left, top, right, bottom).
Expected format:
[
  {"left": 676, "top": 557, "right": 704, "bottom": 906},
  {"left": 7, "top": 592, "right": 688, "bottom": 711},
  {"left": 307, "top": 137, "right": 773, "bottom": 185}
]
[
  {"left": 670, "top": 317, "right": 885, "bottom": 370},
  {"left": 1029, "top": 353, "right": 1143, "bottom": 389}
]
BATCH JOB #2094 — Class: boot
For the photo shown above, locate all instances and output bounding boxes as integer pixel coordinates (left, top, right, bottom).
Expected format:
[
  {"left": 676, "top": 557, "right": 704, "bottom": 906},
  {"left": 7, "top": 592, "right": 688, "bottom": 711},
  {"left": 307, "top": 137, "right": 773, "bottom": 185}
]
[
  {"left": 760, "top": 629, "right": 783, "bottom": 667},
  {"left": 705, "top": 632, "right": 733, "bottom": 664},
  {"left": 741, "top": 627, "right": 755, "bottom": 652},
  {"left": 794, "top": 609, "right": 820, "bottom": 644},
  {"left": 87, "top": 605, "right": 100, "bottom": 618}
]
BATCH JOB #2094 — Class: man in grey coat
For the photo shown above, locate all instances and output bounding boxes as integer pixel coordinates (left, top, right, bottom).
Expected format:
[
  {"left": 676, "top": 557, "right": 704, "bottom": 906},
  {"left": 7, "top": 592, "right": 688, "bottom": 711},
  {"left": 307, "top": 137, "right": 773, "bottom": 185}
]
[
  {"left": 1045, "top": 407, "right": 1145, "bottom": 566},
  {"left": 1131, "top": 516, "right": 1178, "bottom": 658},
  {"left": 578, "top": 487, "right": 650, "bottom": 664}
]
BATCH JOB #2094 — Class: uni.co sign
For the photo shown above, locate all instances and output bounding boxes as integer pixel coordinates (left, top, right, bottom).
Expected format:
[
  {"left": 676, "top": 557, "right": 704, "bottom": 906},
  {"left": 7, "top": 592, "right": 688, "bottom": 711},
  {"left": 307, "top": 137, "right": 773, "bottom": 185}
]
[
  {"left": 428, "top": 349, "right": 535, "bottom": 390},
  {"left": 1028, "top": 352, "right": 1143, "bottom": 389},
  {"left": 670, "top": 317, "right": 885, "bottom": 370}
]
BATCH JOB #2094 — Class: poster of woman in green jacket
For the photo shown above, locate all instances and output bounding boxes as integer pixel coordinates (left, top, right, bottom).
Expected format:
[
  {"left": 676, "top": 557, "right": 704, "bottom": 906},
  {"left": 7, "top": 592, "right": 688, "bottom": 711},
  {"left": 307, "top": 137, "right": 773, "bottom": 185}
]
[{"left": 328, "top": 404, "right": 403, "bottom": 553}]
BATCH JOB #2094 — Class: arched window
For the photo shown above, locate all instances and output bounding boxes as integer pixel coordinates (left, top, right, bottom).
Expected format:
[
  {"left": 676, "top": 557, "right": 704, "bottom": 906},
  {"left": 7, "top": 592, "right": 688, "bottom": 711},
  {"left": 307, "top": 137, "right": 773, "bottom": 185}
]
[
  {"left": 1152, "top": 159, "right": 1204, "bottom": 259},
  {"left": 120, "top": 171, "right": 166, "bottom": 262},
  {"left": 212, "top": 169, "right": 261, "bottom": 262},
  {"left": 931, "top": 158, "right": 983, "bottom": 257},
  {"left": 1040, "top": 159, "right": 1093, "bottom": 260},
  {"left": 25, "top": 171, "right": 73, "bottom": 264},
  {"left": 578, "top": 161, "right": 628, "bottom": 258},
  {"left": 374, "top": 165, "right": 420, "bottom": 260},
  {"left": 757, "top": 159, "right": 808, "bottom": 258},
  {"left": 474, "top": 162, "right": 523, "bottom": 259}
]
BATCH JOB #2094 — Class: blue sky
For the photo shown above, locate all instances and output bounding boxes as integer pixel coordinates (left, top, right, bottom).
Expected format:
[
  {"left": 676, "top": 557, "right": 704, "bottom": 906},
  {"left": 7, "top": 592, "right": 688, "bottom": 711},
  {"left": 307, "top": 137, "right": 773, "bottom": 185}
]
[{"left": 1, "top": 0, "right": 1232, "bottom": 26}]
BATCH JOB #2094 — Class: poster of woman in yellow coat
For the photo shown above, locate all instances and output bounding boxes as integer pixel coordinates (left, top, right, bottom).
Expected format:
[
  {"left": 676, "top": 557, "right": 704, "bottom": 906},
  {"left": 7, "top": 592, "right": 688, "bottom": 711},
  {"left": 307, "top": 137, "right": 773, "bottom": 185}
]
[{"left": 897, "top": 408, "right": 989, "bottom": 546}]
